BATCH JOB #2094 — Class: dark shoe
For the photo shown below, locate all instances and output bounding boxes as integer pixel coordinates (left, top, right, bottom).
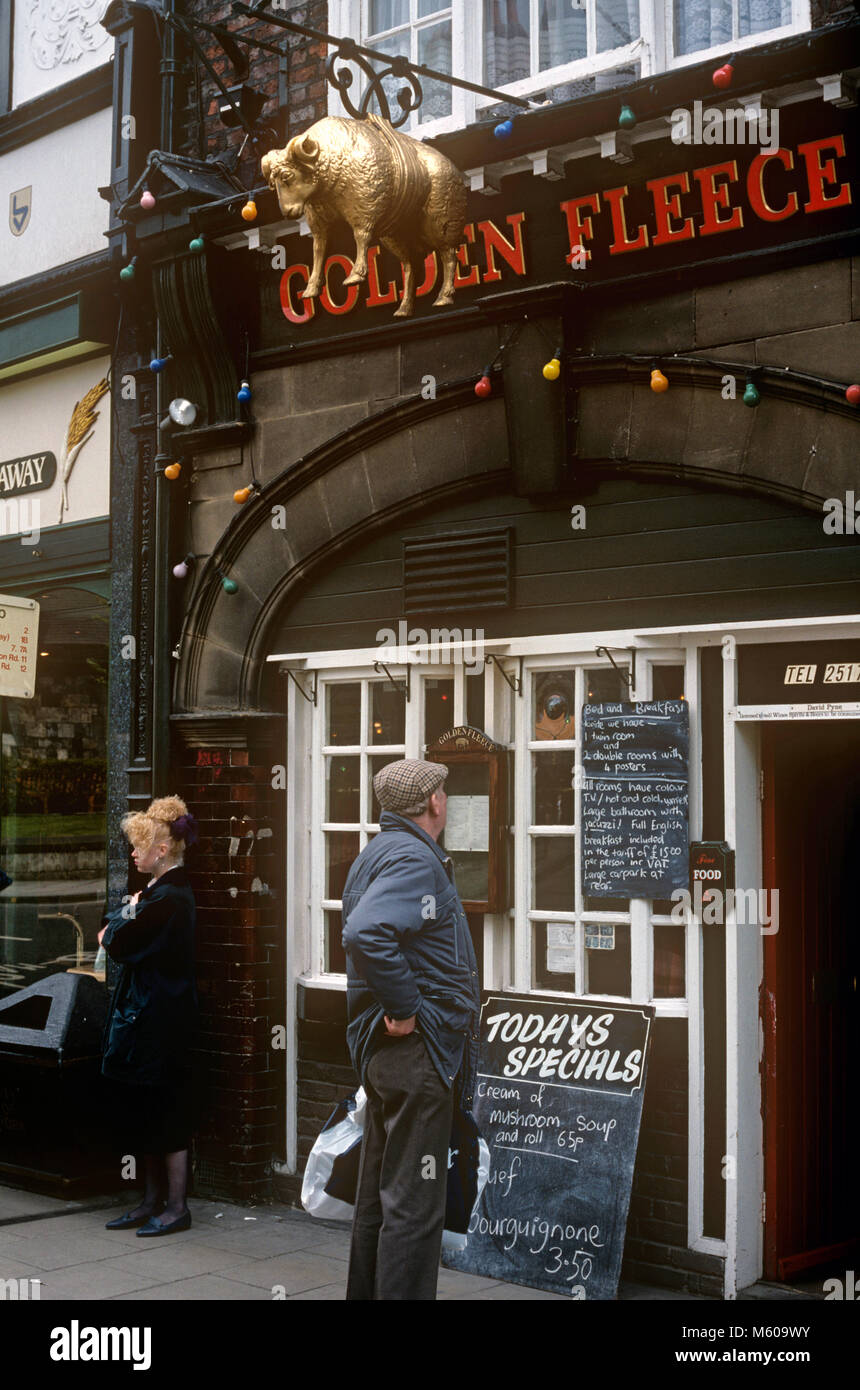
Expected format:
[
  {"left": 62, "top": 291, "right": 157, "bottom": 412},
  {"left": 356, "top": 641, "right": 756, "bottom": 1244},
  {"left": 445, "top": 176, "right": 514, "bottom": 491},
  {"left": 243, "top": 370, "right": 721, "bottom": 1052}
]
[
  {"left": 137, "top": 1210, "right": 192, "bottom": 1237},
  {"left": 105, "top": 1208, "right": 161, "bottom": 1230}
]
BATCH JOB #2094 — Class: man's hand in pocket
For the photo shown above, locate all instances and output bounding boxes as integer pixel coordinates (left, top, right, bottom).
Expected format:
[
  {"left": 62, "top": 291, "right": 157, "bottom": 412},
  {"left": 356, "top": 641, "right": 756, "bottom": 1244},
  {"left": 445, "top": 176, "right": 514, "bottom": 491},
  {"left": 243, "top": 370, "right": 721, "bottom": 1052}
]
[{"left": 384, "top": 1014, "right": 416, "bottom": 1036}]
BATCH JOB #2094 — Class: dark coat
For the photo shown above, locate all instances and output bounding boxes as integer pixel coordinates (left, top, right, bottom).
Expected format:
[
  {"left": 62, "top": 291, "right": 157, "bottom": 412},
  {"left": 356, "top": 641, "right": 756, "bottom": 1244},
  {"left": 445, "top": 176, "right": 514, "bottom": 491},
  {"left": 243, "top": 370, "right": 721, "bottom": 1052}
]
[
  {"left": 100, "top": 865, "right": 198, "bottom": 1087},
  {"left": 342, "top": 812, "right": 481, "bottom": 1112}
]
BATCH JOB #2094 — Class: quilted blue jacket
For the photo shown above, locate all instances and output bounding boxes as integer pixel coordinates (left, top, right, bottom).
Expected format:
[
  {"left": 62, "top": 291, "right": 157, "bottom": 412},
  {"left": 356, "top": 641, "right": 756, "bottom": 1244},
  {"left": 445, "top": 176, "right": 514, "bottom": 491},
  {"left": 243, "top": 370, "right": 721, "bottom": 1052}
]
[{"left": 342, "top": 812, "right": 481, "bottom": 1112}]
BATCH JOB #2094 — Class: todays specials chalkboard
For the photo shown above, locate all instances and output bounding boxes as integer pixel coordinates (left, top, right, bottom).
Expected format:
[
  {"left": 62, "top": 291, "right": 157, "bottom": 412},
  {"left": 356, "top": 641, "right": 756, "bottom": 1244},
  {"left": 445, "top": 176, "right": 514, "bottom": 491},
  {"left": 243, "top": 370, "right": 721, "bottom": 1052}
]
[
  {"left": 444, "top": 995, "right": 654, "bottom": 1299},
  {"left": 581, "top": 700, "right": 689, "bottom": 898}
]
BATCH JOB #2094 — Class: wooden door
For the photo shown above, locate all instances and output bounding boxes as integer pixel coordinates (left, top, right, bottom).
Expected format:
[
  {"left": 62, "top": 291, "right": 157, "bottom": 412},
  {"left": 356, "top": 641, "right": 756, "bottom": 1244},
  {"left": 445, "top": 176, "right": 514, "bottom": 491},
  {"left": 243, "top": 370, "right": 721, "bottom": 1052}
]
[{"left": 761, "top": 722, "right": 860, "bottom": 1280}]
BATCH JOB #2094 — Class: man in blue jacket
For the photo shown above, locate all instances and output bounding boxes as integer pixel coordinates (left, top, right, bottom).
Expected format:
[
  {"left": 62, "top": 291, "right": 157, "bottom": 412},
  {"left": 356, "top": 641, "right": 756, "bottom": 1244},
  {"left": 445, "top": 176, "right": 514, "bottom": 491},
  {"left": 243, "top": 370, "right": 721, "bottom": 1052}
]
[{"left": 342, "top": 758, "right": 481, "bottom": 1300}]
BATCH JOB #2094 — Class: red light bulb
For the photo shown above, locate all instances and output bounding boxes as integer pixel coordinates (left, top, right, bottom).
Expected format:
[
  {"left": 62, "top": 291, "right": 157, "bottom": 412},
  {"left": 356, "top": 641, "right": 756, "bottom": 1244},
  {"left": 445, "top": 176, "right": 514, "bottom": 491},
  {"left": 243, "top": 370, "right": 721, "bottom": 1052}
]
[
  {"left": 845, "top": 384, "right": 860, "bottom": 406},
  {"left": 712, "top": 62, "right": 734, "bottom": 89}
]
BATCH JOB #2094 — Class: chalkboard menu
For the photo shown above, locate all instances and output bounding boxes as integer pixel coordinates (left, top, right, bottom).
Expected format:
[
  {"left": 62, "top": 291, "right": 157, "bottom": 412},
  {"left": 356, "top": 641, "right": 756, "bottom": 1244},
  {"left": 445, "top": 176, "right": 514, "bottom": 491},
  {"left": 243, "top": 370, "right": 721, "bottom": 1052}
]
[
  {"left": 444, "top": 994, "right": 654, "bottom": 1299},
  {"left": 581, "top": 700, "right": 689, "bottom": 898}
]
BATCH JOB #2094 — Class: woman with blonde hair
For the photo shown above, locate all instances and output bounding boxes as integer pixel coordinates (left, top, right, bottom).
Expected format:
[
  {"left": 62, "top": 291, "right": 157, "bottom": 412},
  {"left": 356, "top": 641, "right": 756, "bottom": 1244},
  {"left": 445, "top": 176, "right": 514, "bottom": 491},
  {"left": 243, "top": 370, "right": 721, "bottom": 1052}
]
[{"left": 99, "top": 795, "right": 199, "bottom": 1236}]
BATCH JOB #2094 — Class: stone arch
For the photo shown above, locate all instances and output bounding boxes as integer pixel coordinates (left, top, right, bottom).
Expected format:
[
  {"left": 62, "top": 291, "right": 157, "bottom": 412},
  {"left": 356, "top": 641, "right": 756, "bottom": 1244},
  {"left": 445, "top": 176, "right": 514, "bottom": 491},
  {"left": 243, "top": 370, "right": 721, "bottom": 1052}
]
[{"left": 175, "top": 369, "right": 858, "bottom": 712}]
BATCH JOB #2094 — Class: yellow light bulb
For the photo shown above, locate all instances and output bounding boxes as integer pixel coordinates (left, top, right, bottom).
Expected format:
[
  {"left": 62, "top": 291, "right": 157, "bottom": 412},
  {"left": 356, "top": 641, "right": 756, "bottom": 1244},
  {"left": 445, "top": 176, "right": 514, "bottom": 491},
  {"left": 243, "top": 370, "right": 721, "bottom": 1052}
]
[
  {"left": 650, "top": 368, "right": 669, "bottom": 393},
  {"left": 234, "top": 486, "right": 252, "bottom": 504},
  {"left": 164, "top": 462, "right": 182, "bottom": 480},
  {"left": 543, "top": 357, "right": 561, "bottom": 381}
]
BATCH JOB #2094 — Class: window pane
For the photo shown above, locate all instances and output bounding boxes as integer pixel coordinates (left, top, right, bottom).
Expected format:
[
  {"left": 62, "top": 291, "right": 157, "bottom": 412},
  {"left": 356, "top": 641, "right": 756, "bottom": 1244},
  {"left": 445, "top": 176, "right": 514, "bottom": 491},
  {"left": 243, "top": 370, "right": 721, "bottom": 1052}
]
[
  {"left": 595, "top": 0, "right": 639, "bottom": 54},
  {"left": 532, "top": 837, "right": 575, "bottom": 910},
  {"left": 533, "top": 670, "right": 575, "bottom": 740},
  {"left": 585, "top": 920, "right": 630, "bottom": 996},
  {"left": 585, "top": 666, "right": 627, "bottom": 703},
  {"left": 370, "top": 681, "right": 406, "bottom": 745},
  {"left": 0, "top": 588, "right": 108, "bottom": 997},
  {"left": 370, "top": 0, "right": 409, "bottom": 33},
  {"left": 424, "top": 677, "right": 454, "bottom": 746},
  {"left": 484, "top": 0, "right": 531, "bottom": 86},
  {"left": 327, "top": 683, "right": 361, "bottom": 745},
  {"left": 584, "top": 895, "right": 629, "bottom": 912},
  {"left": 654, "top": 922, "right": 686, "bottom": 997},
  {"left": 326, "top": 831, "right": 359, "bottom": 900},
  {"left": 652, "top": 665, "right": 685, "bottom": 700},
  {"left": 419, "top": 0, "right": 448, "bottom": 15},
  {"left": 534, "top": 920, "right": 577, "bottom": 992},
  {"left": 327, "top": 756, "right": 360, "bottom": 822},
  {"left": 417, "top": 21, "right": 453, "bottom": 118},
  {"left": 739, "top": 0, "right": 792, "bottom": 38},
  {"left": 533, "top": 751, "right": 575, "bottom": 825},
  {"left": 674, "top": 0, "right": 732, "bottom": 56},
  {"left": 540, "top": 0, "right": 586, "bottom": 71},
  {"left": 325, "top": 910, "right": 346, "bottom": 974},
  {"left": 369, "top": 754, "right": 393, "bottom": 821},
  {"left": 466, "top": 669, "right": 485, "bottom": 729}
]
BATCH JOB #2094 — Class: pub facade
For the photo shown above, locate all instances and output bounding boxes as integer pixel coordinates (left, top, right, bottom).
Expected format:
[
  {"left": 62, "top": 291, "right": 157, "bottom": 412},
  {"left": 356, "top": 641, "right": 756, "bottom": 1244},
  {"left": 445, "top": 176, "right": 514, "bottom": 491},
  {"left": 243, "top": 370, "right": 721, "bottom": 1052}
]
[{"left": 103, "top": 0, "right": 859, "bottom": 1297}]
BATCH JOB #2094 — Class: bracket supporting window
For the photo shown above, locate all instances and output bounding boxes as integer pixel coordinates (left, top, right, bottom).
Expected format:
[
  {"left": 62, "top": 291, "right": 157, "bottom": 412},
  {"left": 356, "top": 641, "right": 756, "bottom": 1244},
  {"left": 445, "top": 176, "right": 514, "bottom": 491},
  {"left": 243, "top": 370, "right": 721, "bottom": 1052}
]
[
  {"left": 594, "top": 646, "right": 636, "bottom": 697},
  {"left": 373, "top": 661, "right": 411, "bottom": 701},
  {"left": 486, "top": 654, "right": 524, "bottom": 696},
  {"left": 283, "top": 668, "right": 318, "bottom": 706}
]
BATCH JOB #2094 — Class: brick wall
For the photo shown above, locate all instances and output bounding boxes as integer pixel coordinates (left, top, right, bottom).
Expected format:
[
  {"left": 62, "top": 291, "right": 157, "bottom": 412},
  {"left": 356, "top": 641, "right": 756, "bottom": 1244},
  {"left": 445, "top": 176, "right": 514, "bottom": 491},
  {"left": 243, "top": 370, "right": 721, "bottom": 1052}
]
[
  {"left": 621, "top": 1020, "right": 724, "bottom": 1298},
  {"left": 180, "top": 0, "right": 328, "bottom": 182},
  {"left": 173, "top": 730, "right": 286, "bottom": 1203}
]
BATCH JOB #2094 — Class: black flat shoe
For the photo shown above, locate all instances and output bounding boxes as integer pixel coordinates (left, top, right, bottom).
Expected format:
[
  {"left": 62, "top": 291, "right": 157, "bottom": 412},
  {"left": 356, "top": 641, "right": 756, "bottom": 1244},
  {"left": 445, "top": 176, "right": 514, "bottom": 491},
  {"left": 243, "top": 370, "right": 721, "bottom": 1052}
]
[
  {"left": 137, "top": 1210, "right": 192, "bottom": 1237},
  {"left": 105, "top": 1209, "right": 161, "bottom": 1230}
]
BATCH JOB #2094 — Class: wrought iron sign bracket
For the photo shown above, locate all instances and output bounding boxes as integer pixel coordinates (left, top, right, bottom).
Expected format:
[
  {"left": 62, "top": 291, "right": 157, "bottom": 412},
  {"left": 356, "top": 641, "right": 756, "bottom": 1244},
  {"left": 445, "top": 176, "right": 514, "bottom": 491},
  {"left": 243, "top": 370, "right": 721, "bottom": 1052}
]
[
  {"left": 486, "top": 654, "right": 524, "bottom": 697},
  {"left": 373, "top": 661, "right": 412, "bottom": 701},
  {"left": 283, "top": 668, "right": 318, "bottom": 706},
  {"left": 594, "top": 646, "right": 637, "bottom": 697}
]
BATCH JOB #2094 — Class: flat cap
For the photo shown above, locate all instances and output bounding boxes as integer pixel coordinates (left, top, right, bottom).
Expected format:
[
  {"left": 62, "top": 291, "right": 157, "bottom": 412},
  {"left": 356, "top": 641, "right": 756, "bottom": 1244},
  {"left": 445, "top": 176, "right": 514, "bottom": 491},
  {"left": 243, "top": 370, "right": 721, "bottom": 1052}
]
[{"left": 374, "top": 758, "right": 448, "bottom": 815}]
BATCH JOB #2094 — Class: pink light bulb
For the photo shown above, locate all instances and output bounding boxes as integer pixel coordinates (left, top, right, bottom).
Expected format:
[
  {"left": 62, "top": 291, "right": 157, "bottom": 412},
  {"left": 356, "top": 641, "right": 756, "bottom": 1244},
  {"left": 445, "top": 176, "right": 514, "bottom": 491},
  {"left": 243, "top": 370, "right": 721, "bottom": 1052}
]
[{"left": 140, "top": 189, "right": 156, "bottom": 211}]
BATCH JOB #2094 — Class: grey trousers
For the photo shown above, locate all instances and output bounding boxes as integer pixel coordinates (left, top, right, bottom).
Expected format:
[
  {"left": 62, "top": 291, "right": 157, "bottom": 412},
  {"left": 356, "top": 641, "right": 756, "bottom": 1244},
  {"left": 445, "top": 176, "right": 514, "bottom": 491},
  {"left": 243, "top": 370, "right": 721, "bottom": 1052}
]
[{"left": 346, "top": 1031, "right": 455, "bottom": 1301}]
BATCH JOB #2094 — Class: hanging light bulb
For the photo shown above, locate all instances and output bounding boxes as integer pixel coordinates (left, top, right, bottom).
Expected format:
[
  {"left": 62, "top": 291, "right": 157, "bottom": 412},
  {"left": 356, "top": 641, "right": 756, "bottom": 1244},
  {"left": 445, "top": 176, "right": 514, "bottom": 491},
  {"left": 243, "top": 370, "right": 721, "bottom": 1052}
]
[
  {"left": 475, "top": 368, "right": 492, "bottom": 398},
  {"left": 172, "top": 554, "right": 194, "bottom": 579},
  {"left": 618, "top": 104, "right": 636, "bottom": 130},
  {"left": 189, "top": 235, "right": 205, "bottom": 253},
  {"left": 650, "top": 367, "right": 669, "bottom": 393},
  {"left": 494, "top": 119, "right": 514, "bottom": 140},
  {"left": 150, "top": 354, "right": 173, "bottom": 374},
  {"left": 712, "top": 60, "right": 734, "bottom": 89},
  {"left": 241, "top": 199, "right": 257, "bottom": 222},
  {"left": 845, "top": 384, "right": 860, "bottom": 406},
  {"left": 222, "top": 576, "right": 239, "bottom": 595},
  {"left": 237, "top": 379, "right": 252, "bottom": 403},
  {"left": 542, "top": 351, "right": 562, "bottom": 382},
  {"left": 140, "top": 189, "right": 156, "bottom": 211},
  {"left": 163, "top": 462, "right": 182, "bottom": 480},
  {"left": 234, "top": 486, "right": 252, "bottom": 505},
  {"left": 743, "top": 380, "right": 761, "bottom": 407},
  {"left": 119, "top": 256, "right": 138, "bottom": 283},
  {"left": 168, "top": 398, "right": 198, "bottom": 427}
]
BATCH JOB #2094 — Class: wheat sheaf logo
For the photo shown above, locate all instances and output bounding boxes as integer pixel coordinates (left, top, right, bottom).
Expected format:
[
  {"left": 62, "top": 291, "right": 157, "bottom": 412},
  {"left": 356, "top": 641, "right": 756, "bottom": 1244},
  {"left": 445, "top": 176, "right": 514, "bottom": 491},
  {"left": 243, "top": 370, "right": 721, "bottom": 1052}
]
[{"left": 58, "top": 377, "right": 109, "bottom": 524}]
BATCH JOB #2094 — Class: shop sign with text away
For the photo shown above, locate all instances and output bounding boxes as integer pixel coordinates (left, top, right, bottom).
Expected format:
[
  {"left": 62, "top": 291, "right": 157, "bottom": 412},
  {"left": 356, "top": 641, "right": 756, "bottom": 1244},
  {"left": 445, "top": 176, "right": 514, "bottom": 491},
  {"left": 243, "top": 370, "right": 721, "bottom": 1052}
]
[
  {"left": 0, "top": 596, "right": 39, "bottom": 699},
  {"left": 257, "top": 102, "right": 857, "bottom": 347},
  {"left": 444, "top": 994, "right": 654, "bottom": 1299},
  {"left": 0, "top": 454, "right": 56, "bottom": 498}
]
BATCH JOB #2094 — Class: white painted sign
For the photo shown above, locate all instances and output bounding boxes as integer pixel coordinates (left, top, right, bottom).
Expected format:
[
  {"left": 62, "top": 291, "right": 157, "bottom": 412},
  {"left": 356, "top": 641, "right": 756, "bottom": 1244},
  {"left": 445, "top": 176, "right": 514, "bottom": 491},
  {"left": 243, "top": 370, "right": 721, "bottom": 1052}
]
[
  {"left": 445, "top": 795, "right": 490, "bottom": 853},
  {"left": 732, "top": 703, "right": 860, "bottom": 721},
  {"left": 0, "top": 595, "right": 39, "bottom": 698}
]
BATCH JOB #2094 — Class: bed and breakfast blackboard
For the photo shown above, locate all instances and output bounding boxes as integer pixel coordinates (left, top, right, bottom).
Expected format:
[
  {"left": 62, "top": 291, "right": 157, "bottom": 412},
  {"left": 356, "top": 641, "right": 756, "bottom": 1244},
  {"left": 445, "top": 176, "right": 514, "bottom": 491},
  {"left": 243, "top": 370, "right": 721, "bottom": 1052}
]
[
  {"left": 581, "top": 700, "right": 690, "bottom": 898},
  {"left": 444, "top": 994, "right": 654, "bottom": 1299}
]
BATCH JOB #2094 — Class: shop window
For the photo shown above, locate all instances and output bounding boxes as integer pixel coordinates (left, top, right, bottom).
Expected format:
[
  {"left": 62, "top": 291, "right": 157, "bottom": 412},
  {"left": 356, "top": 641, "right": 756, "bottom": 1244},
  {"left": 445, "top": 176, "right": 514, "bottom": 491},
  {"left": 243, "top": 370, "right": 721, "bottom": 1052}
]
[
  {"left": 654, "top": 921, "right": 686, "bottom": 997},
  {"left": 366, "top": 1, "right": 454, "bottom": 124},
  {"left": 673, "top": 0, "right": 795, "bottom": 59},
  {"left": 0, "top": 587, "right": 108, "bottom": 999},
  {"left": 652, "top": 664, "right": 685, "bottom": 700},
  {"left": 424, "top": 677, "right": 454, "bottom": 745}
]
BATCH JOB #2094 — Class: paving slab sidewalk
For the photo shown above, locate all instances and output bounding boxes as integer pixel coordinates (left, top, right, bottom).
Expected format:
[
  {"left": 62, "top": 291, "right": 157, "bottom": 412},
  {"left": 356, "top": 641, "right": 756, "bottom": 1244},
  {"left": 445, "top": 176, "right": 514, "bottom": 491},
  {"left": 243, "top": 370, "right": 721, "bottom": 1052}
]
[{"left": 0, "top": 1188, "right": 705, "bottom": 1301}]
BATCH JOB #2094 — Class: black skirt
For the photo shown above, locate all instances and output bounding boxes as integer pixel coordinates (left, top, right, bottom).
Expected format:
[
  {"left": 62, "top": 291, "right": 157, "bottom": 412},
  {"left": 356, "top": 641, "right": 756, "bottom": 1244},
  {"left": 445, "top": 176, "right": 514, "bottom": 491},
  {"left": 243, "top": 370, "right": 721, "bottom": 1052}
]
[{"left": 104, "top": 1071, "right": 194, "bottom": 1156}]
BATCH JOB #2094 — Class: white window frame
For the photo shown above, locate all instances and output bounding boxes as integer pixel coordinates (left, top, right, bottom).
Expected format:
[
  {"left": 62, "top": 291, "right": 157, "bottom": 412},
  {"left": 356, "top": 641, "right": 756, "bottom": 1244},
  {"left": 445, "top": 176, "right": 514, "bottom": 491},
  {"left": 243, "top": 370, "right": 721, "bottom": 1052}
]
[{"left": 328, "top": 1, "right": 811, "bottom": 137}]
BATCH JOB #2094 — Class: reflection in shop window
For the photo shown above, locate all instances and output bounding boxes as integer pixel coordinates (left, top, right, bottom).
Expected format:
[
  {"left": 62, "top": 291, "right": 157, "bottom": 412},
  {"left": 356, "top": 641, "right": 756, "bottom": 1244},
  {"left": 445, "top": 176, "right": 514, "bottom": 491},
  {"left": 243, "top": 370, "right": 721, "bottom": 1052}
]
[
  {"left": 534, "top": 670, "right": 575, "bottom": 741},
  {"left": 586, "top": 919, "right": 631, "bottom": 996},
  {"left": 0, "top": 588, "right": 108, "bottom": 998},
  {"left": 328, "top": 682, "right": 361, "bottom": 745}
]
